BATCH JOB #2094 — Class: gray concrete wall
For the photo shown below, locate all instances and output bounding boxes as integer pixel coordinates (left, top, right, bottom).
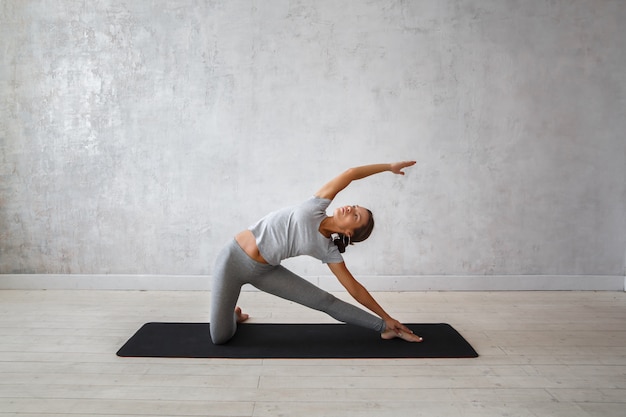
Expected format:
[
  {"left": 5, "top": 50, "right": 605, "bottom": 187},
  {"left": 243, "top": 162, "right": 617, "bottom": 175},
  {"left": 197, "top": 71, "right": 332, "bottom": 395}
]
[{"left": 1, "top": 1, "right": 625, "bottom": 284}]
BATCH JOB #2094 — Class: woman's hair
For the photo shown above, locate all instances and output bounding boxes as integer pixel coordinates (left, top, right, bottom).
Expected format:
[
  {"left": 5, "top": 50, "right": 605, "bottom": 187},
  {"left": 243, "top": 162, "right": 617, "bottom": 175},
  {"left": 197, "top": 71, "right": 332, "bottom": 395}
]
[
  {"left": 332, "top": 209, "right": 374, "bottom": 253},
  {"left": 352, "top": 208, "right": 375, "bottom": 243}
]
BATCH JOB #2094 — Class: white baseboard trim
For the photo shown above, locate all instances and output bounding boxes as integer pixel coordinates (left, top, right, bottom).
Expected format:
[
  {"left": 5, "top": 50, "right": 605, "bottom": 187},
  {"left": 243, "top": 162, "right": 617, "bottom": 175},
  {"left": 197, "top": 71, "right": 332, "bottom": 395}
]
[{"left": 0, "top": 274, "right": 624, "bottom": 291}]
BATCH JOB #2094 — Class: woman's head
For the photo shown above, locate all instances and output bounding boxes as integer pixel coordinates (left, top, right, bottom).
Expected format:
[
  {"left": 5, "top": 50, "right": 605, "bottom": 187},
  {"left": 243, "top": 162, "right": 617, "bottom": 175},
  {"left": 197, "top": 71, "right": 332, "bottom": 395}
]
[
  {"left": 351, "top": 208, "right": 374, "bottom": 243},
  {"left": 332, "top": 205, "right": 375, "bottom": 252}
]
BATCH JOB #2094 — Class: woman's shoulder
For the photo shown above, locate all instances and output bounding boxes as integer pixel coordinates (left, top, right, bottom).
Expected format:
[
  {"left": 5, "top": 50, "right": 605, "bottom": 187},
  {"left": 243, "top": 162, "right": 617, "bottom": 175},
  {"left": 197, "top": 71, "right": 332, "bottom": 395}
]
[{"left": 303, "top": 195, "right": 332, "bottom": 209}]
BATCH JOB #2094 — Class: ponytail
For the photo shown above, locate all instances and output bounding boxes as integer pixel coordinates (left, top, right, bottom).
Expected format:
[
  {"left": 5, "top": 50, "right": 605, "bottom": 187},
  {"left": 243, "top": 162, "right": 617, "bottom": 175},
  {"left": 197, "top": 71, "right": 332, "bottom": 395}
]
[{"left": 331, "top": 233, "right": 350, "bottom": 253}]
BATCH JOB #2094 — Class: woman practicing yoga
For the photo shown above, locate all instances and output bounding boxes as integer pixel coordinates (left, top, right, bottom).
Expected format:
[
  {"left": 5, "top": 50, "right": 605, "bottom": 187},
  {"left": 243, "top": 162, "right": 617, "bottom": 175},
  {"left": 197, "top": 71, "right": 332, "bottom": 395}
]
[{"left": 210, "top": 161, "right": 423, "bottom": 344}]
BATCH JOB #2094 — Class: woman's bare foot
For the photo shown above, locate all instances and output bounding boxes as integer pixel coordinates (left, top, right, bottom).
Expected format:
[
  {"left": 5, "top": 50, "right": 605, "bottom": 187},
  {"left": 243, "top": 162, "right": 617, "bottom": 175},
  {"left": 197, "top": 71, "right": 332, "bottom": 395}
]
[
  {"left": 381, "top": 328, "right": 423, "bottom": 342},
  {"left": 235, "top": 306, "right": 249, "bottom": 323}
]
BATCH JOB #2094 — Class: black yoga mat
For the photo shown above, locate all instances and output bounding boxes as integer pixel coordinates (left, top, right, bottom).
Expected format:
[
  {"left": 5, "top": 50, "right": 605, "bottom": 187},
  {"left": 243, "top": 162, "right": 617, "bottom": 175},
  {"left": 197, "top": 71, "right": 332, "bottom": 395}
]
[{"left": 117, "top": 323, "right": 478, "bottom": 359}]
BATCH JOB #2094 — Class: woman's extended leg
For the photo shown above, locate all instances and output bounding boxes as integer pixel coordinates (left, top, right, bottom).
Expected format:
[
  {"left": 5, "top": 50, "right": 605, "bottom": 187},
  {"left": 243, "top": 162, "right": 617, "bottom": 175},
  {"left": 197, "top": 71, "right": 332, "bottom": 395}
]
[{"left": 250, "top": 265, "right": 386, "bottom": 333}]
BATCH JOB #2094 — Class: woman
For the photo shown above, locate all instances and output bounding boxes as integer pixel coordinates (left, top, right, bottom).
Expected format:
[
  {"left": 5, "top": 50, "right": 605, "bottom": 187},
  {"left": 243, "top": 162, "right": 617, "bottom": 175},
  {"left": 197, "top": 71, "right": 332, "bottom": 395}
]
[{"left": 210, "top": 161, "right": 423, "bottom": 344}]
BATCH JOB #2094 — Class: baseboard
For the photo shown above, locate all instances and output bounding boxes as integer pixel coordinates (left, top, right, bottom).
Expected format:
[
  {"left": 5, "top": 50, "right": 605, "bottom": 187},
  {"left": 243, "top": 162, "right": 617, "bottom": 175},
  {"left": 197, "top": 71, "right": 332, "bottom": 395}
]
[{"left": 0, "top": 274, "right": 624, "bottom": 291}]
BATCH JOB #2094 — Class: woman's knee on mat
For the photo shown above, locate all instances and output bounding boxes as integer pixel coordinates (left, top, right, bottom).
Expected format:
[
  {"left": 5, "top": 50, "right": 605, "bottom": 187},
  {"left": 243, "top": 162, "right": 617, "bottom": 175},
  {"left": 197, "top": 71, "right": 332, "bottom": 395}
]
[{"left": 210, "top": 323, "right": 235, "bottom": 345}]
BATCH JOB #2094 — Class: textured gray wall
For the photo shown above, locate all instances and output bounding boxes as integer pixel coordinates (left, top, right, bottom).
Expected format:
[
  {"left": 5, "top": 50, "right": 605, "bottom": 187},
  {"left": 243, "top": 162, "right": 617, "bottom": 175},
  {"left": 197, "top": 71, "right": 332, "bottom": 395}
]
[{"left": 1, "top": 1, "right": 625, "bottom": 281}]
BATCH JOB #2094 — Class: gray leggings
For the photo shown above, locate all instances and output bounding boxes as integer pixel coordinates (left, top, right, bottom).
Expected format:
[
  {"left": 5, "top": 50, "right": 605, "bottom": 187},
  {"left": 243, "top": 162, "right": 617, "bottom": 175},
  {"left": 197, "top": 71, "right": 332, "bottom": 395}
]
[{"left": 210, "top": 239, "right": 386, "bottom": 344}]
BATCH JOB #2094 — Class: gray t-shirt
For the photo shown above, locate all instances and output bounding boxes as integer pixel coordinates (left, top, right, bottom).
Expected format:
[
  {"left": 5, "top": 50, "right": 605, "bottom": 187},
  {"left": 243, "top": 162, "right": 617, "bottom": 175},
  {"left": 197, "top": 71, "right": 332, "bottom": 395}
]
[{"left": 248, "top": 196, "right": 344, "bottom": 266}]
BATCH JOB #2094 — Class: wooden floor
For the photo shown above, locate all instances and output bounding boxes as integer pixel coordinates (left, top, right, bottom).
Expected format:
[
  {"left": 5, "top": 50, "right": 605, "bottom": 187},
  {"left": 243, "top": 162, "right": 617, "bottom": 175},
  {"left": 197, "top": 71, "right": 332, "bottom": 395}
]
[{"left": 1, "top": 289, "right": 625, "bottom": 417}]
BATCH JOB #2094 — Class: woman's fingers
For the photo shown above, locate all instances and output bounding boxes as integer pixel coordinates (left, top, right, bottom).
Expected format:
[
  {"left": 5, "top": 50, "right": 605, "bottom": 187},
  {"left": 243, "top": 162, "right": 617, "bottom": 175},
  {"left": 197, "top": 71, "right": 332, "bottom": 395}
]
[
  {"left": 391, "top": 160, "right": 416, "bottom": 174},
  {"left": 396, "top": 323, "right": 413, "bottom": 334},
  {"left": 387, "top": 319, "right": 413, "bottom": 335}
]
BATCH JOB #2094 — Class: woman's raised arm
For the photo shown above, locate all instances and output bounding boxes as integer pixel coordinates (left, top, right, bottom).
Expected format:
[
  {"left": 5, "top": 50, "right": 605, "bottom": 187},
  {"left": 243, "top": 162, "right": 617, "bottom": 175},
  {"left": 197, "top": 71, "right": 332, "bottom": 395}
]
[{"left": 315, "top": 161, "right": 416, "bottom": 200}]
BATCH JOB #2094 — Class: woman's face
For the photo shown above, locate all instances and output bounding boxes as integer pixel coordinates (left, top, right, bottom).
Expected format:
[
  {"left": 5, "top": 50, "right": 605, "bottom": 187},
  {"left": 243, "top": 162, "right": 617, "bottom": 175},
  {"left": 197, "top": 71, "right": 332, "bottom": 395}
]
[{"left": 334, "top": 205, "right": 370, "bottom": 236}]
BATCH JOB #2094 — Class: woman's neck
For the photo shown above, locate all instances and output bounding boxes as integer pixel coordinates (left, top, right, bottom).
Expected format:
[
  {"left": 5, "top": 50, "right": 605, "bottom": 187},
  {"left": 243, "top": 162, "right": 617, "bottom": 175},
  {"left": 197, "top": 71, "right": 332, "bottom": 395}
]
[{"left": 318, "top": 217, "right": 338, "bottom": 238}]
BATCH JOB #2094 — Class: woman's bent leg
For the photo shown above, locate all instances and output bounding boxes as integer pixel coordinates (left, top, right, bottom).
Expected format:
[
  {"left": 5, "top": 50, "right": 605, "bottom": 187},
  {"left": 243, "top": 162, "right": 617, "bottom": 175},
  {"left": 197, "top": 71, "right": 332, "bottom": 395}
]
[
  {"left": 210, "top": 244, "right": 241, "bottom": 344},
  {"left": 209, "top": 281, "right": 240, "bottom": 345},
  {"left": 210, "top": 240, "right": 271, "bottom": 344},
  {"left": 251, "top": 266, "right": 385, "bottom": 333}
]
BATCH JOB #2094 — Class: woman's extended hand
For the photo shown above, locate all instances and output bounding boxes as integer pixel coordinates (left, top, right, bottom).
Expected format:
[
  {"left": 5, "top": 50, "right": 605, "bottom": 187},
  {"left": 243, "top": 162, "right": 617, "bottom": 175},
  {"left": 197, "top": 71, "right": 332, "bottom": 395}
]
[
  {"left": 390, "top": 161, "right": 416, "bottom": 175},
  {"left": 385, "top": 317, "right": 413, "bottom": 334},
  {"left": 383, "top": 317, "right": 423, "bottom": 342}
]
